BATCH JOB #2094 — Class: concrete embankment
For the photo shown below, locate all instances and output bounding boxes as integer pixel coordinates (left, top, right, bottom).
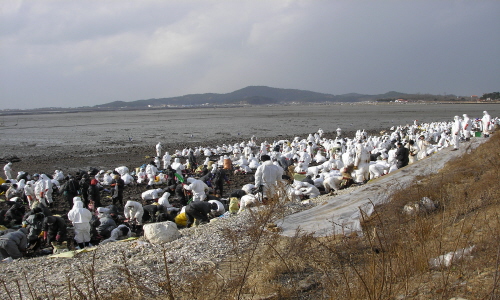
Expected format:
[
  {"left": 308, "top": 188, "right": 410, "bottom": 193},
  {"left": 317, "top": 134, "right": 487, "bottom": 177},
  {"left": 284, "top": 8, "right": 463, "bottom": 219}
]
[{"left": 279, "top": 138, "right": 487, "bottom": 237}]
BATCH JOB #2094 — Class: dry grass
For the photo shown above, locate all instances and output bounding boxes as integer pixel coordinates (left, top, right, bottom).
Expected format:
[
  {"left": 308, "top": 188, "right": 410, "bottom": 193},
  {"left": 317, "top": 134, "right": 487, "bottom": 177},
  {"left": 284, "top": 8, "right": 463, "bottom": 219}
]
[{"left": 2, "top": 134, "right": 500, "bottom": 299}]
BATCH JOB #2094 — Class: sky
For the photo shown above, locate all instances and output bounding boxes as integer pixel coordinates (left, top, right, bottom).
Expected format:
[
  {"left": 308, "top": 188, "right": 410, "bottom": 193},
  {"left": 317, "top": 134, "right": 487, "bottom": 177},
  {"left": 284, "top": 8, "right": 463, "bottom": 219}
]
[{"left": 1, "top": 1, "right": 499, "bottom": 109}]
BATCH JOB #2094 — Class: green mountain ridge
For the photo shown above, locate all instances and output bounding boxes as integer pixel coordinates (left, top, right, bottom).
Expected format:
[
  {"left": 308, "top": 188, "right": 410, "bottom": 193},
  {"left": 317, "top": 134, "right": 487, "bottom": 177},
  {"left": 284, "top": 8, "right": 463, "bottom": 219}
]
[{"left": 95, "top": 86, "right": 415, "bottom": 108}]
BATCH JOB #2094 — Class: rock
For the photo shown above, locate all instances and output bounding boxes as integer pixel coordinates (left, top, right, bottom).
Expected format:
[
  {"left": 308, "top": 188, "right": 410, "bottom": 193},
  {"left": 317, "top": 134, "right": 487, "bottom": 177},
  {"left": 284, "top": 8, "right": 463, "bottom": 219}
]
[
  {"left": 420, "top": 196, "right": 437, "bottom": 211},
  {"left": 143, "top": 221, "right": 180, "bottom": 244},
  {"left": 403, "top": 197, "right": 437, "bottom": 215}
]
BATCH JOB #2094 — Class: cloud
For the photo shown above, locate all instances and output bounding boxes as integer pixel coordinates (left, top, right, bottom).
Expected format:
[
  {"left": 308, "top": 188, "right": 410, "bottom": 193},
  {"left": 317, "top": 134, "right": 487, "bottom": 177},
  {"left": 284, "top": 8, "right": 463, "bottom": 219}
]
[{"left": 1, "top": 0, "right": 499, "bottom": 109}]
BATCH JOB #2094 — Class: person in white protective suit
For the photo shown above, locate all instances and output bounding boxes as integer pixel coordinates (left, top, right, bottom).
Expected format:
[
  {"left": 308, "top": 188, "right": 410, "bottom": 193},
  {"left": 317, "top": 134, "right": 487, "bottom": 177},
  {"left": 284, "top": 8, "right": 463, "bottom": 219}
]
[
  {"left": 314, "top": 149, "right": 327, "bottom": 163},
  {"left": 3, "top": 162, "right": 13, "bottom": 180},
  {"left": 336, "top": 128, "right": 342, "bottom": 137},
  {"left": 100, "top": 224, "right": 132, "bottom": 244},
  {"left": 248, "top": 155, "right": 260, "bottom": 169},
  {"left": 156, "top": 142, "right": 162, "bottom": 157},
  {"left": 170, "top": 158, "right": 185, "bottom": 175},
  {"left": 53, "top": 170, "right": 64, "bottom": 182},
  {"left": 114, "top": 166, "right": 129, "bottom": 176},
  {"left": 154, "top": 156, "right": 161, "bottom": 169},
  {"left": 323, "top": 174, "right": 342, "bottom": 193},
  {"left": 145, "top": 161, "right": 158, "bottom": 188},
  {"left": 124, "top": 200, "right": 144, "bottom": 225},
  {"left": 208, "top": 199, "right": 226, "bottom": 217},
  {"left": 68, "top": 197, "right": 92, "bottom": 249},
  {"left": 451, "top": 116, "right": 461, "bottom": 151},
  {"left": 102, "top": 172, "right": 113, "bottom": 185},
  {"left": 162, "top": 152, "right": 172, "bottom": 169},
  {"left": 239, "top": 194, "right": 258, "bottom": 213},
  {"left": 353, "top": 141, "right": 371, "bottom": 183},
  {"left": 407, "top": 140, "right": 419, "bottom": 164},
  {"left": 369, "top": 156, "right": 391, "bottom": 179},
  {"left": 298, "top": 150, "right": 312, "bottom": 168},
  {"left": 24, "top": 181, "right": 36, "bottom": 206},
  {"left": 36, "top": 174, "right": 53, "bottom": 207},
  {"left": 482, "top": 111, "right": 492, "bottom": 137},
  {"left": 298, "top": 181, "right": 320, "bottom": 199},
  {"left": 183, "top": 177, "right": 209, "bottom": 201},
  {"left": 241, "top": 183, "right": 256, "bottom": 195},
  {"left": 121, "top": 172, "right": 134, "bottom": 185},
  {"left": 141, "top": 188, "right": 163, "bottom": 202},
  {"left": 416, "top": 135, "right": 430, "bottom": 160},
  {"left": 136, "top": 168, "right": 147, "bottom": 184},
  {"left": 254, "top": 155, "right": 284, "bottom": 200},
  {"left": 158, "top": 192, "right": 180, "bottom": 213},
  {"left": 462, "top": 114, "right": 472, "bottom": 140}
]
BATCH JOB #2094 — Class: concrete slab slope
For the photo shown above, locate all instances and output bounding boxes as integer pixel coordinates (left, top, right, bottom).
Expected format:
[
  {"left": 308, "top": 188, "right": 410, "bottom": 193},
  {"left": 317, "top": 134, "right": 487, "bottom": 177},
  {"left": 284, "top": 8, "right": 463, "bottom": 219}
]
[{"left": 279, "top": 139, "right": 486, "bottom": 237}]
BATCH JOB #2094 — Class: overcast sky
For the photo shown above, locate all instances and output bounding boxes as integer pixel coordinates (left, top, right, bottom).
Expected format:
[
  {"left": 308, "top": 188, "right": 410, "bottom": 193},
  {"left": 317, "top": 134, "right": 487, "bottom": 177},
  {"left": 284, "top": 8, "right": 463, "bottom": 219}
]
[{"left": 1, "top": 1, "right": 499, "bottom": 109}]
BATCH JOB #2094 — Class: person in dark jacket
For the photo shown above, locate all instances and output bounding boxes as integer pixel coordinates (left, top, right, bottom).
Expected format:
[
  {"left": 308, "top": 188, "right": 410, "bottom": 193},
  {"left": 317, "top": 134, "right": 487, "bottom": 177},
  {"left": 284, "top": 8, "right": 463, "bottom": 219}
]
[
  {"left": 184, "top": 201, "right": 218, "bottom": 228},
  {"left": 79, "top": 175, "right": 90, "bottom": 207},
  {"left": 96, "top": 207, "right": 117, "bottom": 240},
  {"left": 42, "top": 216, "right": 67, "bottom": 246},
  {"left": 60, "top": 176, "right": 80, "bottom": 208},
  {"left": 4, "top": 202, "right": 25, "bottom": 226},
  {"left": 395, "top": 142, "right": 410, "bottom": 169},
  {"left": 23, "top": 210, "right": 45, "bottom": 250},
  {"left": 165, "top": 166, "right": 177, "bottom": 187},
  {"left": 187, "top": 150, "right": 197, "bottom": 172},
  {"left": 111, "top": 175, "right": 125, "bottom": 207},
  {"left": 212, "top": 165, "right": 229, "bottom": 197},
  {"left": 142, "top": 205, "right": 159, "bottom": 223},
  {"left": 174, "top": 183, "right": 187, "bottom": 206},
  {"left": 0, "top": 228, "right": 28, "bottom": 259},
  {"left": 87, "top": 179, "right": 102, "bottom": 210}
]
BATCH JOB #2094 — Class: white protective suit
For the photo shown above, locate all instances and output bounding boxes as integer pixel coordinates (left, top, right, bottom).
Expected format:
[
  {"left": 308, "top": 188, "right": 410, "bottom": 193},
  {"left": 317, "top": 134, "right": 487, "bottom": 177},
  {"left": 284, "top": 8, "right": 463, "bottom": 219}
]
[
  {"left": 462, "top": 114, "right": 472, "bottom": 139},
  {"left": 137, "top": 169, "right": 147, "bottom": 184},
  {"left": 241, "top": 184, "right": 256, "bottom": 195},
  {"left": 158, "top": 192, "right": 179, "bottom": 212},
  {"left": 417, "top": 137, "right": 429, "bottom": 160},
  {"left": 183, "top": 178, "right": 209, "bottom": 201},
  {"left": 113, "top": 166, "right": 128, "bottom": 176},
  {"left": 141, "top": 188, "right": 163, "bottom": 201},
  {"left": 37, "top": 174, "right": 53, "bottom": 206},
  {"left": 354, "top": 142, "right": 371, "bottom": 183},
  {"left": 239, "top": 194, "right": 258, "bottom": 213},
  {"left": 170, "top": 158, "right": 185, "bottom": 175},
  {"left": 53, "top": 170, "right": 64, "bottom": 181},
  {"left": 122, "top": 173, "right": 134, "bottom": 185},
  {"left": 24, "top": 182, "right": 36, "bottom": 206},
  {"left": 124, "top": 200, "right": 144, "bottom": 225},
  {"left": 156, "top": 142, "right": 162, "bottom": 157},
  {"left": 154, "top": 157, "right": 161, "bottom": 169},
  {"left": 482, "top": 111, "right": 492, "bottom": 136},
  {"left": 162, "top": 152, "right": 171, "bottom": 169},
  {"left": 68, "top": 198, "right": 92, "bottom": 244},
  {"left": 369, "top": 160, "right": 390, "bottom": 179},
  {"left": 208, "top": 200, "right": 225, "bottom": 216},
  {"left": 323, "top": 174, "right": 342, "bottom": 192},
  {"left": 451, "top": 116, "right": 461, "bottom": 150},
  {"left": 102, "top": 173, "right": 113, "bottom": 185},
  {"left": 254, "top": 160, "right": 284, "bottom": 199},
  {"left": 298, "top": 182, "right": 320, "bottom": 199},
  {"left": 3, "top": 163, "right": 12, "bottom": 180},
  {"left": 101, "top": 224, "right": 132, "bottom": 244},
  {"left": 145, "top": 163, "right": 158, "bottom": 186}
]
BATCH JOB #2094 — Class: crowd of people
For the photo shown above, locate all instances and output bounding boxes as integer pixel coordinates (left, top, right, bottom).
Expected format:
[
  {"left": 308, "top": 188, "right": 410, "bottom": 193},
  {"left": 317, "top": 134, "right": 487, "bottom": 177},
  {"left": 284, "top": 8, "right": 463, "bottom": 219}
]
[{"left": 0, "top": 111, "right": 496, "bottom": 261}]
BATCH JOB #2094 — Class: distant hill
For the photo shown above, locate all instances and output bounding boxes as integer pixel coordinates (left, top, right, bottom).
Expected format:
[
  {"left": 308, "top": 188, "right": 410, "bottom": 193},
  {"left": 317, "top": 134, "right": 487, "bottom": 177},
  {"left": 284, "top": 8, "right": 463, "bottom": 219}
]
[{"left": 95, "top": 86, "right": 411, "bottom": 108}]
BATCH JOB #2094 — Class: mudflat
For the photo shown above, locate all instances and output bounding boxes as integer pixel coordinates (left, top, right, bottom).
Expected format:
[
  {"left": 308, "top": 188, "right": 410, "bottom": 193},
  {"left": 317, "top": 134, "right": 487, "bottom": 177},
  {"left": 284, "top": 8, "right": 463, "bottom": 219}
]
[{"left": 0, "top": 103, "right": 496, "bottom": 174}]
